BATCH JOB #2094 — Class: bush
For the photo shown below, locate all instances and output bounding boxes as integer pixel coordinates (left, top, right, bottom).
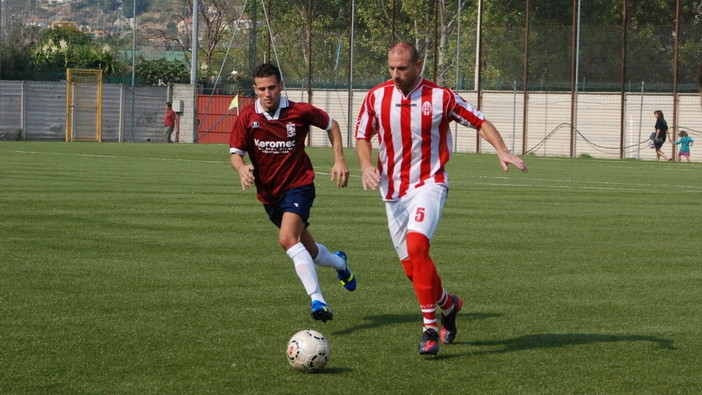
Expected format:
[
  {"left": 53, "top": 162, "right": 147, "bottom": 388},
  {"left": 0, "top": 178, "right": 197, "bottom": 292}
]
[{"left": 136, "top": 58, "right": 190, "bottom": 85}]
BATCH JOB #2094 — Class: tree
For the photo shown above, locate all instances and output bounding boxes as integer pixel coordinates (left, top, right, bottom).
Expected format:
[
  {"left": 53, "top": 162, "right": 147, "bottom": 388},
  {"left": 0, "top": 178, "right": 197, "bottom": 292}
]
[
  {"left": 1, "top": 41, "right": 33, "bottom": 80},
  {"left": 30, "top": 25, "right": 128, "bottom": 77},
  {"left": 1, "top": 23, "right": 41, "bottom": 79},
  {"left": 153, "top": 0, "right": 245, "bottom": 83}
]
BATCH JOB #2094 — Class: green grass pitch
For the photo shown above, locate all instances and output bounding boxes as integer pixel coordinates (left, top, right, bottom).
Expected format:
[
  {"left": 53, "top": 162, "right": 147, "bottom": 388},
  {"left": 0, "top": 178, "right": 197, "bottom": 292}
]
[{"left": 1, "top": 141, "right": 701, "bottom": 393}]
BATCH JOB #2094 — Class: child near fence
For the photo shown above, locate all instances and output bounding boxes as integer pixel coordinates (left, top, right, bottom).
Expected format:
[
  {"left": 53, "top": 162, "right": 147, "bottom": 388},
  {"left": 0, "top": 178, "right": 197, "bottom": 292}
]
[{"left": 673, "top": 130, "right": 694, "bottom": 162}]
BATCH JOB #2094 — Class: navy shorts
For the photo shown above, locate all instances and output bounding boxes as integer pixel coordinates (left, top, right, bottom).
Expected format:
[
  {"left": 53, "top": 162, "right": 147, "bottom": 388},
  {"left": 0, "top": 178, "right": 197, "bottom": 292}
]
[{"left": 264, "top": 184, "right": 316, "bottom": 228}]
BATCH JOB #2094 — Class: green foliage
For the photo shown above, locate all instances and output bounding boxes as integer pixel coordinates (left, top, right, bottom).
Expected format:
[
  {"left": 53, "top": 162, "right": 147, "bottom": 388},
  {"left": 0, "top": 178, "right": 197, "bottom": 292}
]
[
  {"left": 2, "top": 0, "right": 701, "bottom": 88},
  {"left": 0, "top": 42, "right": 33, "bottom": 80},
  {"left": 73, "top": 45, "right": 127, "bottom": 75},
  {"left": 31, "top": 38, "right": 72, "bottom": 70},
  {"left": 136, "top": 57, "right": 190, "bottom": 85},
  {"left": 29, "top": 26, "right": 129, "bottom": 75},
  {"left": 478, "top": 0, "right": 702, "bottom": 89},
  {"left": 1, "top": 142, "right": 700, "bottom": 393},
  {"left": 39, "top": 25, "right": 92, "bottom": 47}
]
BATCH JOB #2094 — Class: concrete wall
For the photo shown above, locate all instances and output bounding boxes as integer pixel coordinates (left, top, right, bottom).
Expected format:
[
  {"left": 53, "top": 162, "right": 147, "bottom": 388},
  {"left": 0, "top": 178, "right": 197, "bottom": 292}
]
[
  {"left": 1, "top": 80, "right": 699, "bottom": 161},
  {"left": 289, "top": 88, "right": 701, "bottom": 162},
  {"left": 170, "top": 84, "right": 197, "bottom": 143},
  {"left": 0, "top": 80, "right": 176, "bottom": 143}
]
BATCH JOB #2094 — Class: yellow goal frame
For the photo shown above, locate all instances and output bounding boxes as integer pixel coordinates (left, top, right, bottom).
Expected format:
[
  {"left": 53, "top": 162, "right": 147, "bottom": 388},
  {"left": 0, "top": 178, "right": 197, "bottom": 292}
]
[{"left": 66, "top": 69, "right": 103, "bottom": 142}]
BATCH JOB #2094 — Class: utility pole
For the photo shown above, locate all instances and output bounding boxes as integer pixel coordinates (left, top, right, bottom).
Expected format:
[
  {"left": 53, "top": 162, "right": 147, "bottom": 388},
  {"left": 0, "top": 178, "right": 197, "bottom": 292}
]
[{"left": 191, "top": 0, "right": 199, "bottom": 142}]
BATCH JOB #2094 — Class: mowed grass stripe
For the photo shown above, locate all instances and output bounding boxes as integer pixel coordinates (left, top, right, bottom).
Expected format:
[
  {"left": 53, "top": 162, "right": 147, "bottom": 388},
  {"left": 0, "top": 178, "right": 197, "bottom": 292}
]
[{"left": 1, "top": 141, "right": 700, "bottom": 393}]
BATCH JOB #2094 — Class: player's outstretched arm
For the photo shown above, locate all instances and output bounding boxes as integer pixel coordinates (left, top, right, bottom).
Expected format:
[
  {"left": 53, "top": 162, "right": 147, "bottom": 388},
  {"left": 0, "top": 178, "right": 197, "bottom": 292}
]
[
  {"left": 327, "top": 120, "right": 349, "bottom": 188},
  {"left": 477, "top": 120, "right": 528, "bottom": 173},
  {"left": 355, "top": 139, "right": 380, "bottom": 191},
  {"left": 230, "top": 154, "right": 255, "bottom": 191}
]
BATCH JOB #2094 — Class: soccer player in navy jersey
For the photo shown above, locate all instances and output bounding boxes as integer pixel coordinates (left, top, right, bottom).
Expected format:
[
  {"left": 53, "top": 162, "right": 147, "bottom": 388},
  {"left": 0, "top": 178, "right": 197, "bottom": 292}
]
[
  {"left": 229, "top": 63, "right": 355, "bottom": 323},
  {"left": 356, "top": 42, "right": 527, "bottom": 355}
]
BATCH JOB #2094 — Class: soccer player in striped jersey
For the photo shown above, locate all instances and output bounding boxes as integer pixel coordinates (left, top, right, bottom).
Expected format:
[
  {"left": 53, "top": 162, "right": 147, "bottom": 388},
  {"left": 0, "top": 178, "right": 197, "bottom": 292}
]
[
  {"left": 230, "top": 63, "right": 356, "bottom": 323},
  {"left": 356, "top": 42, "right": 527, "bottom": 355}
]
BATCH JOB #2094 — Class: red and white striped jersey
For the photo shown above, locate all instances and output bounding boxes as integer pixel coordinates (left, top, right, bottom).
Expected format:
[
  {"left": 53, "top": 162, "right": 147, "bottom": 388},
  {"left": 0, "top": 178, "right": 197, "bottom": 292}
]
[{"left": 355, "top": 78, "right": 486, "bottom": 201}]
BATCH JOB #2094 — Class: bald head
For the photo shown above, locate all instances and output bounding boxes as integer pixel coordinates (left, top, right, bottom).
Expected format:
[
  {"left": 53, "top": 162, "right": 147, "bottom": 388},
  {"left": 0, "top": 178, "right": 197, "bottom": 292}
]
[{"left": 389, "top": 42, "right": 420, "bottom": 63}]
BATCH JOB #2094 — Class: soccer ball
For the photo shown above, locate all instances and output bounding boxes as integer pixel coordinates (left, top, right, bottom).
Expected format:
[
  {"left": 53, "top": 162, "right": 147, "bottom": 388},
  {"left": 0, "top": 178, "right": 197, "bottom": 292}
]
[{"left": 286, "top": 330, "right": 330, "bottom": 372}]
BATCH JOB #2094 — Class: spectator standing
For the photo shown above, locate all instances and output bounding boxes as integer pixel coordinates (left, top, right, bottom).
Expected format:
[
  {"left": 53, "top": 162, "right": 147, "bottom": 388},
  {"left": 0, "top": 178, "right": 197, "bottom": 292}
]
[{"left": 164, "top": 102, "right": 179, "bottom": 143}]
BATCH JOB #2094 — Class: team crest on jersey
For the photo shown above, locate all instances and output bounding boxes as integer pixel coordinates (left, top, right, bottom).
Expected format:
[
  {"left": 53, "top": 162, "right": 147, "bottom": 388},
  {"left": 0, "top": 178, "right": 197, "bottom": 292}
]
[
  {"left": 251, "top": 121, "right": 260, "bottom": 128},
  {"left": 286, "top": 122, "right": 296, "bottom": 137},
  {"left": 422, "top": 101, "right": 432, "bottom": 116}
]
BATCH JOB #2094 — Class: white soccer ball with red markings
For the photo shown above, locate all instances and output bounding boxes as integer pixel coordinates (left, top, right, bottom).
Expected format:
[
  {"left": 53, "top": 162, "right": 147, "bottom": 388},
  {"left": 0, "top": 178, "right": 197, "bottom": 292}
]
[{"left": 286, "top": 330, "right": 330, "bottom": 372}]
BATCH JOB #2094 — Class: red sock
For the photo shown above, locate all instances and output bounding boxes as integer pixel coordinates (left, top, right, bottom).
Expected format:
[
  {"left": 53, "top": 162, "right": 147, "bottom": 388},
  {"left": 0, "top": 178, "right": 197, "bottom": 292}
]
[
  {"left": 406, "top": 232, "right": 443, "bottom": 330},
  {"left": 401, "top": 258, "right": 413, "bottom": 282},
  {"left": 437, "top": 289, "right": 454, "bottom": 311}
]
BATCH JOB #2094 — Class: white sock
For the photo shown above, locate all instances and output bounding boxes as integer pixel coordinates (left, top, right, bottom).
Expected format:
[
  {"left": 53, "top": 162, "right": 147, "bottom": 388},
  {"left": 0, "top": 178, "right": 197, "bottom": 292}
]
[
  {"left": 313, "top": 243, "right": 346, "bottom": 271},
  {"left": 287, "top": 242, "right": 325, "bottom": 303}
]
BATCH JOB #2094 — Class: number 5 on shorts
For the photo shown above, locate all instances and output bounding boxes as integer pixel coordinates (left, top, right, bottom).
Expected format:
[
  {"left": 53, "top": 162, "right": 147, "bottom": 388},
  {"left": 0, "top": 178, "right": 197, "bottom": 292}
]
[{"left": 414, "top": 207, "right": 425, "bottom": 222}]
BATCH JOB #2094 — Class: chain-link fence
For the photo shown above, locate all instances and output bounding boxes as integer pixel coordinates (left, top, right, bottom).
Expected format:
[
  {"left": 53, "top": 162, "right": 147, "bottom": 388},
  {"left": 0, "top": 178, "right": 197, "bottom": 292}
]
[{"left": 2, "top": 1, "right": 701, "bottom": 160}]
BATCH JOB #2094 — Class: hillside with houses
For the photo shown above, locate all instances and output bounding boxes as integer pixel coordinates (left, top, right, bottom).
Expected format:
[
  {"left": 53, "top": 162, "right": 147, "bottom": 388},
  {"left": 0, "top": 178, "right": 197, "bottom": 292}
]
[{"left": 1, "top": 0, "right": 183, "bottom": 50}]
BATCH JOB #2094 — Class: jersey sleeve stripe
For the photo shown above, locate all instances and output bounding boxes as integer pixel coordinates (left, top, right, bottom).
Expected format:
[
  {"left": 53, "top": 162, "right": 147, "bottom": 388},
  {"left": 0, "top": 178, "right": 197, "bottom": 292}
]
[{"left": 450, "top": 93, "right": 485, "bottom": 128}]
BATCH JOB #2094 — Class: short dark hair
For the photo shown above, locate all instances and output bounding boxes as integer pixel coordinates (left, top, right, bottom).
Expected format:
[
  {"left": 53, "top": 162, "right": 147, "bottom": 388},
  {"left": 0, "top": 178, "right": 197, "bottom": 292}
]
[
  {"left": 253, "top": 63, "right": 282, "bottom": 82},
  {"left": 166, "top": 102, "right": 172, "bottom": 108}
]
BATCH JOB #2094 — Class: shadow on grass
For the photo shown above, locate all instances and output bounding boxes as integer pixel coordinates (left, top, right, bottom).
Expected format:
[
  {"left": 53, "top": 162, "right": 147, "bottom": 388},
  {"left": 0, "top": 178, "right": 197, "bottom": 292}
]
[
  {"left": 311, "top": 366, "right": 355, "bottom": 374},
  {"left": 418, "top": 333, "right": 676, "bottom": 361},
  {"left": 332, "top": 312, "right": 501, "bottom": 336},
  {"left": 454, "top": 333, "right": 676, "bottom": 356}
]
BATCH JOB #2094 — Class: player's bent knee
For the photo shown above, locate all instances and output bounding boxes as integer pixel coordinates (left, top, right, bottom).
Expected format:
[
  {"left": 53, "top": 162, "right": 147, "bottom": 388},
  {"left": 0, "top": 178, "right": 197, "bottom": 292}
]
[{"left": 406, "top": 232, "right": 430, "bottom": 258}]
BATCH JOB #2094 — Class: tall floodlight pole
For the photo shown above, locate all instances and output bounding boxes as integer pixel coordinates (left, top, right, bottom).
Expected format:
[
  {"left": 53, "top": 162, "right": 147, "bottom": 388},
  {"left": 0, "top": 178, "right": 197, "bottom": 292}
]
[
  {"left": 522, "top": 0, "right": 530, "bottom": 155},
  {"left": 306, "top": 0, "right": 313, "bottom": 104},
  {"left": 455, "top": 0, "right": 460, "bottom": 90},
  {"left": 619, "top": 0, "right": 628, "bottom": 159},
  {"left": 0, "top": 0, "right": 4, "bottom": 88},
  {"left": 131, "top": 0, "right": 136, "bottom": 142},
  {"left": 671, "top": 0, "right": 680, "bottom": 160},
  {"left": 570, "top": 0, "right": 581, "bottom": 157},
  {"left": 454, "top": 0, "right": 461, "bottom": 152},
  {"left": 191, "top": 0, "right": 199, "bottom": 86},
  {"left": 474, "top": 0, "right": 483, "bottom": 152},
  {"left": 0, "top": 0, "right": 4, "bottom": 81},
  {"left": 347, "top": 0, "right": 355, "bottom": 147},
  {"left": 191, "top": 0, "right": 199, "bottom": 142},
  {"left": 474, "top": 0, "right": 481, "bottom": 91}
]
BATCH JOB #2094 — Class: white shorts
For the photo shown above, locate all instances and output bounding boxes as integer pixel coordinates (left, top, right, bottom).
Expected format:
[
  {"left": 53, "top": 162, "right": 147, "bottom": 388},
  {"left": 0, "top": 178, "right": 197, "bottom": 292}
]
[{"left": 385, "top": 184, "right": 448, "bottom": 260}]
